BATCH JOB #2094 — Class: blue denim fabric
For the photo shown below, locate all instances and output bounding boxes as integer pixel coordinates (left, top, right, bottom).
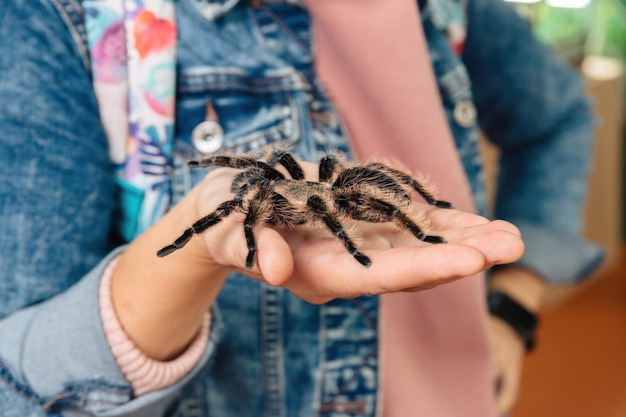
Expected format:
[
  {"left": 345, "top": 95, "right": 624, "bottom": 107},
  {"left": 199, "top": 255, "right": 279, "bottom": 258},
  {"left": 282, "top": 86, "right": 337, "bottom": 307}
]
[
  {"left": 0, "top": 0, "right": 602, "bottom": 415},
  {"left": 460, "top": 0, "right": 605, "bottom": 281},
  {"left": 172, "top": 3, "right": 379, "bottom": 415}
]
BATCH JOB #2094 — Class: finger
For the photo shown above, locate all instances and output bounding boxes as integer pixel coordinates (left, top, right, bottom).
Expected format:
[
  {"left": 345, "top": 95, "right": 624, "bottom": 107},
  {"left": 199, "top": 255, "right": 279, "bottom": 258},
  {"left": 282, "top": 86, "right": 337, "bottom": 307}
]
[
  {"left": 256, "top": 227, "right": 294, "bottom": 286},
  {"left": 446, "top": 228, "right": 525, "bottom": 266},
  {"left": 284, "top": 242, "right": 489, "bottom": 302},
  {"left": 495, "top": 370, "right": 519, "bottom": 417},
  {"left": 386, "top": 222, "right": 525, "bottom": 267},
  {"left": 363, "top": 244, "right": 488, "bottom": 293},
  {"left": 423, "top": 206, "right": 490, "bottom": 230},
  {"left": 425, "top": 207, "right": 521, "bottom": 238}
]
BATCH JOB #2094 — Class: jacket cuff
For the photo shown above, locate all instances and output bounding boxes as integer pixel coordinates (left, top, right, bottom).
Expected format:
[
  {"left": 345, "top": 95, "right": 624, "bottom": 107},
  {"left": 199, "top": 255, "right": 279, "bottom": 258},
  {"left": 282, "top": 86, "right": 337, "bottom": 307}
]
[
  {"left": 505, "top": 221, "right": 605, "bottom": 284},
  {"left": 7, "top": 247, "right": 221, "bottom": 413},
  {"left": 99, "top": 256, "right": 211, "bottom": 396}
]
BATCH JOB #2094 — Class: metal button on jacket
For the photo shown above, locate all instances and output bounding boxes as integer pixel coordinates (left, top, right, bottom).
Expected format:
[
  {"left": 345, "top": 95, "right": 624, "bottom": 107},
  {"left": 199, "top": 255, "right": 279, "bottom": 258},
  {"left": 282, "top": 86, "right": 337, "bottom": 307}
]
[
  {"left": 192, "top": 120, "right": 224, "bottom": 154},
  {"left": 453, "top": 100, "right": 477, "bottom": 127},
  {"left": 192, "top": 100, "right": 224, "bottom": 154}
]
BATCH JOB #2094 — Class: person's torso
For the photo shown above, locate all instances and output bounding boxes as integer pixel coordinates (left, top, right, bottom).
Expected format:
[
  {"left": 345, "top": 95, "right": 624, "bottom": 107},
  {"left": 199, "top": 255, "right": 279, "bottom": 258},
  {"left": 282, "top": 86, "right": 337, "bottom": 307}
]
[{"left": 52, "top": 0, "right": 486, "bottom": 415}]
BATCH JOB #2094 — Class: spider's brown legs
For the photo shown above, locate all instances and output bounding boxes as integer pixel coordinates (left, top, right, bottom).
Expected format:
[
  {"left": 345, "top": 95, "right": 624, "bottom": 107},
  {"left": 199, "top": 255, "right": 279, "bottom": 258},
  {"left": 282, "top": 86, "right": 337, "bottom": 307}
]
[
  {"left": 156, "top": 200, "right": 240, "bottom": 257},
  {"left": 268, "top": 192, "right": 307, "bottom": 226},
  {"left": 347, "top": 195, "right": 447, "bottom": 244},
  {"left": 188, "top": 156, "right": 285, "bottom": 181},
  {"left": 240, "top": 189, "right": 273, "bottom": 269},
  {"left": 242, "top": 209, "right": 259, "bottom": 270},
  {"left": 394, "top": 208, "right": 447, "bottom": 244},
  {"left": 241, "top": 190, "right": 308, "bottom": 269},
  {"left": 318, "top": 155, "right": 339, "bottom": 183},
  {"left": 306, "top": 195, "right": 372, "bottom": 267},
  {"left": 267, "top": 150, "right": 305, "bottom": 180},
  {"left": 367, "top": 163, "right": 453, "bottom": 209},
  {"left": 231, "top": 169, "right": 270, "bottom": 195},
  {"left": 410, "top": 182, "right": 453, "bottom": 209}
]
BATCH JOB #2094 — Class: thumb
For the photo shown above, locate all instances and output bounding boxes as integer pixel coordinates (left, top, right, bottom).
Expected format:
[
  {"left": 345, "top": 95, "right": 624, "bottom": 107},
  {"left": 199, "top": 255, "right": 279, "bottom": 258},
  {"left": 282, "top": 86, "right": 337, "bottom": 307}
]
[{"left": 256, "top": 227, "right": 294, "bottom": 286}]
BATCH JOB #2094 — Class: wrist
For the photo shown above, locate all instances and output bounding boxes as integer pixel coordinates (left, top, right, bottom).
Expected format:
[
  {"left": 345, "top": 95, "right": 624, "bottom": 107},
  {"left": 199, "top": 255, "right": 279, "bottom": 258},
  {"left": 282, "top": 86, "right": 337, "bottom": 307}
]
[
  {"left": 112, "top": 189, "right": 228, "bottom": 360},
  {"left": 489, "top": 266, "right": 546, "bottom": 312},
  {"left": 488, "top": 290, "right": 540, "bottom": 352},
  {"left": 101, "top": 257, "right": 211, "bottom": 394}
]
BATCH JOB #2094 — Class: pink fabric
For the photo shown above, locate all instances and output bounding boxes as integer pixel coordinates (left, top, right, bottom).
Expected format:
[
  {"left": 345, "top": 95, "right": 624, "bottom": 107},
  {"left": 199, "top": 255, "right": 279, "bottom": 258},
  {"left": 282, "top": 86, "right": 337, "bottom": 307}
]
[
  {"left": 304, "top": 1, "right": 494, "bottom": 416},
  {"left": 99, "top": 257, "right": 211, "bottom": 395}
]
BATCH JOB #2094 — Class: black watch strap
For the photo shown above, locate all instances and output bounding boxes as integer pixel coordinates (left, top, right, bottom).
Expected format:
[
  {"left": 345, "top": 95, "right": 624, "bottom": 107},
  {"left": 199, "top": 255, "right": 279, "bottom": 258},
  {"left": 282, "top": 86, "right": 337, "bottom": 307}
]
[{"left": 487, "top": 291, "right": 540, "bottom": 352}]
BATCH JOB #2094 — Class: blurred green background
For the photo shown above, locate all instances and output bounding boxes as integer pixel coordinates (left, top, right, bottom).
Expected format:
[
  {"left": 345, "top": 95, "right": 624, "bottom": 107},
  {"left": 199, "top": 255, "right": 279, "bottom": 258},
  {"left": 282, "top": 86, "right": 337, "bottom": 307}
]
[{"left": 519, "top": 0, "right": 626, "bottom": 236}]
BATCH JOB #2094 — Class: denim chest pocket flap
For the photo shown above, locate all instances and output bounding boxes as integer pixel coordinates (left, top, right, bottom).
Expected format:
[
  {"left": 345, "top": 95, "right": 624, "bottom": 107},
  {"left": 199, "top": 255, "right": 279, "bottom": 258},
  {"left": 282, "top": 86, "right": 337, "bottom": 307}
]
[
  {"left": 175, "top": 68, "right": 305, "bottom": 155},
  {"left": 172, "top": 68, "right": 308, "bottom": 195}
]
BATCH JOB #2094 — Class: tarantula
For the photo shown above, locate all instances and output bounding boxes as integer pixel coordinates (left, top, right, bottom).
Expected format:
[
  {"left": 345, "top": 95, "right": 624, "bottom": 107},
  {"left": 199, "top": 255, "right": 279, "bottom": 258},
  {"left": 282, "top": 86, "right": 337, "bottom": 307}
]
[{"left": 157, "top": 148, "right": 453, "bottom": 269}]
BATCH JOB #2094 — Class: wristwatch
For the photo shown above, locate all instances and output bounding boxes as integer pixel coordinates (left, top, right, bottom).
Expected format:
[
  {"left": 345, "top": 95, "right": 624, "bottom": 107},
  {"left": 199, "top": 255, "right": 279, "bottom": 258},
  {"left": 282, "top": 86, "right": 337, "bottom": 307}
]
[{"left": 487, "top": 291, "right": 540, "bottom": 352}]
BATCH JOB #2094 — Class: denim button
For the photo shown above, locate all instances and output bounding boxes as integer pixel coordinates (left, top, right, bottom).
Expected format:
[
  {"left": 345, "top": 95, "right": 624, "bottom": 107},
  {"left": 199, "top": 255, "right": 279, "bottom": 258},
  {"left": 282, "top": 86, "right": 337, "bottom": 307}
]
[
  {"left": 453, "top": 100, "right": 477, "bottom": 127},
  {"left": 192, "top": 120, "right": 224, "bottom": 154}
]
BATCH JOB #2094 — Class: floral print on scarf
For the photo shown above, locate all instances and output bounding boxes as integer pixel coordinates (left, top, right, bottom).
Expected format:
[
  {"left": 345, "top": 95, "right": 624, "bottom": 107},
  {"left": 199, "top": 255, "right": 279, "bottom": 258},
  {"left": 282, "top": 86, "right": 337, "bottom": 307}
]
[{"left": 84, "top": 0, "right": 177, "bottom": 241}]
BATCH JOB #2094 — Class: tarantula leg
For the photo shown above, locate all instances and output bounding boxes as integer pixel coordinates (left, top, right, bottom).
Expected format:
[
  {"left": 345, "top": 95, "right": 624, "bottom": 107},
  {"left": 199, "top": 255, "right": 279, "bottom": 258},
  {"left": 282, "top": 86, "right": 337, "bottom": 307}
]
[
  {"left": 243, "top": 216, "right": 257, "bottom": 270},
  {"left": 267, "top": 150, "right": 305, "bottom": 180},
  {"left": 306, "top": 195, "right": 372, "bottom": 267},
  {"left": 364, "top": 198, "right": 447, "bottom": 243},
  {"left": 156, "top": 200, "right": 240, "bottom": 257},
  {"left": 231, "top": 169, "right": 271, "bottom": 195},
  {"left": 411, "top": 193, "right": 453, "bottom": 208},
  {"left": 318, "top": 155, "right": 339, "bottom": 183},
  {"left": 394, "top": 209, "right": 447, "bottom": 244},
  {"left": 188, "top": 156, "right": 285, "bottom": 181},
  {"left": 367, "top": 162, "right": 453, "bottom": 209},
  {"left": 241, "top": 195, "right": 268, "bottom": 270}
]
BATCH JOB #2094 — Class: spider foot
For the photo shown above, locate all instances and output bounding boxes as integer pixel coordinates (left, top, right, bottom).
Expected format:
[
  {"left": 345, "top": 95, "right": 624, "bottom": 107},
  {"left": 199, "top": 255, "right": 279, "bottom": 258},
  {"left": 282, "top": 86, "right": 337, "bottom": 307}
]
[
  {"left": 157, "top": 229, "right": 194, "bottom": 257},
  {"left": 434, "top": 200, "right": 454, "bottom": 209},
  {"left": 423, "top": 235, "right": 447, "bottom": 244},
  {"left": 354, "top": 252, "right": 372, "bottom": 268},
  {"left": 156, "top": 245, "right": 178, "bottom": 257},
  {"left": 245, "top": 250, "right": 256, "bottom": 270}
]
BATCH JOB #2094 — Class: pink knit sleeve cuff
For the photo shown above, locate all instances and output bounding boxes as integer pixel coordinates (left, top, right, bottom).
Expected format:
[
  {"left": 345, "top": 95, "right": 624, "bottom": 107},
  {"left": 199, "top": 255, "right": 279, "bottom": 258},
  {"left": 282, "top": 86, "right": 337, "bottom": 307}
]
[{"left": 98, "top": 257, "right": 210, "bottom": 396}]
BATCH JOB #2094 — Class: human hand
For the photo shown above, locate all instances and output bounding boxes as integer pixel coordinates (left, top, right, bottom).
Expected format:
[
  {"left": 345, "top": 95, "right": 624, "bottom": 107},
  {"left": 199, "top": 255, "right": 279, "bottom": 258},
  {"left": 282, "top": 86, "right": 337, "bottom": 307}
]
[
  {"left": 123, "top": 155, "right": 524, "bottom": 360},
  {"left": 490, "top": 315, "right": 525, "bottom": 416},
  {"left": 488, "top": 267, "right": 545, "bottom": 416},
  {"left": 189, "top": 159, "right": 525, "bottom": 304},
  {"left": 113, "top": 153, "right": 524, "bottom": 362}
]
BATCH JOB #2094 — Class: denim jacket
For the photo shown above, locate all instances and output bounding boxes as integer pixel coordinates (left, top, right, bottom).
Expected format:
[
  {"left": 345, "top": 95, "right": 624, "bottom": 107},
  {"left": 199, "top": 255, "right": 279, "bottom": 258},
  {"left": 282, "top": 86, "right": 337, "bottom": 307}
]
[{"left": 0, "top": 0, "right": 602, "bottom": 415}]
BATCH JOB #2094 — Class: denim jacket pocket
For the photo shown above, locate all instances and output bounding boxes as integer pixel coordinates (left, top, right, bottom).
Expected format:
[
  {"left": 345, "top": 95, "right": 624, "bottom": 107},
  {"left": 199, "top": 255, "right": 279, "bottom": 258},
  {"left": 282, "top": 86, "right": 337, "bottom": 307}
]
[{"left": 171, "top": 69, "right": 304, "bottom": 199}]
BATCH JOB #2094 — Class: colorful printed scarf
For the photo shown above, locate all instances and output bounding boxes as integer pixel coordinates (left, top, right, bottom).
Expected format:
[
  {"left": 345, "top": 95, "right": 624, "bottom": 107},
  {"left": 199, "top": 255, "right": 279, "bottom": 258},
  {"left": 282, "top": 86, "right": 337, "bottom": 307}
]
[{"left": 84, "top": 0, "right": 177, "bottom": 241}]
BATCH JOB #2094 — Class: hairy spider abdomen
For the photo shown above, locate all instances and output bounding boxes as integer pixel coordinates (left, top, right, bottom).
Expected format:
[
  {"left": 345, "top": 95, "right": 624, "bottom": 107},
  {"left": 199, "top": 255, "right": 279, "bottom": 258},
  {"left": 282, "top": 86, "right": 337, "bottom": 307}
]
[
  {"left": 273, "top": 180, "right": 328, "bottom": 204},
  {"left": 333, "top": 168, "right": 410, "bottom": 200}
]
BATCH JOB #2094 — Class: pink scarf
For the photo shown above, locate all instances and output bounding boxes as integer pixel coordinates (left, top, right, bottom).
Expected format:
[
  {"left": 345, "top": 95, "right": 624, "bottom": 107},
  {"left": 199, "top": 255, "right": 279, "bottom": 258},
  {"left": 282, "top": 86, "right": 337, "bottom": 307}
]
[{"left": 304, "top": 1, "right": 494, "bottom": 415}]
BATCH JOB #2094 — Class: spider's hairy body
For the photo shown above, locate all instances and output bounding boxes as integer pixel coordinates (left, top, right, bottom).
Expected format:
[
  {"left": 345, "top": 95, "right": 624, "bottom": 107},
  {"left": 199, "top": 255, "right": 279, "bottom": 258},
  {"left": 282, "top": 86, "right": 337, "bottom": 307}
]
[
  {"left": 158, "top": 147, "right": 453, "bottom": 269},
  {"left": 273, "top": 181, "right": 328, "bottom": 203}
]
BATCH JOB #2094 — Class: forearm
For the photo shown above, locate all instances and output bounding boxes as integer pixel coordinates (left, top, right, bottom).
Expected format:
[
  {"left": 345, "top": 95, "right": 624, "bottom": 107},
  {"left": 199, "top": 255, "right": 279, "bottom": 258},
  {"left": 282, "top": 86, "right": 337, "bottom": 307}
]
[{"left": 112, "top": 186, "right": 228, "bottom": 361}]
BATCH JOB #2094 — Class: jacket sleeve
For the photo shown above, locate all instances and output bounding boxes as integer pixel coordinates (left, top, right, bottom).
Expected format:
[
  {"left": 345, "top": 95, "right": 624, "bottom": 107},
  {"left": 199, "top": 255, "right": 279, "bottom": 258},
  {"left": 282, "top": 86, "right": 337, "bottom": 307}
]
[
  {"left": 0, "top": 1, "right": 213, "bottom": 414},
  {"left": 461, "top": 0, "right": 604, "bottom": 284}
]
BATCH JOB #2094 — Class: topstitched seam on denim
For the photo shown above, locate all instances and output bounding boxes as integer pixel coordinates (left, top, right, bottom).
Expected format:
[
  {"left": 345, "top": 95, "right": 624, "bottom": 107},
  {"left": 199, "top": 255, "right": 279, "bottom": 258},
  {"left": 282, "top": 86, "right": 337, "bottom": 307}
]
[
  {"left": 178, "top": 81, "right": 306, "bottom": 93},
  {"left": 50, "top": 0, "right": 91, "bottom": 71},
  {"left": 0, "top": 360, "right": 41, "bottom": 405},
  {"left": 255, "top": 4, "right": 310, "bottom": 54}
]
